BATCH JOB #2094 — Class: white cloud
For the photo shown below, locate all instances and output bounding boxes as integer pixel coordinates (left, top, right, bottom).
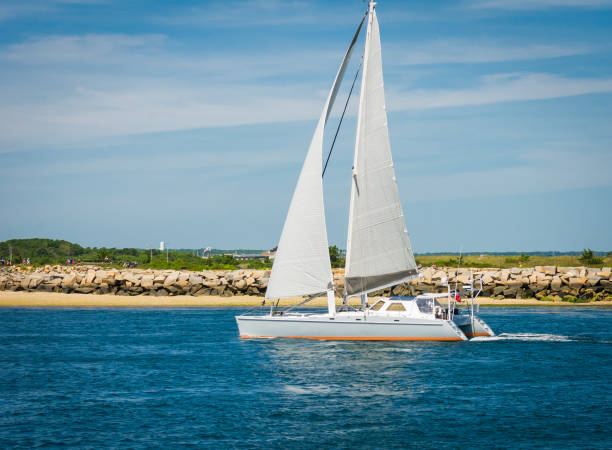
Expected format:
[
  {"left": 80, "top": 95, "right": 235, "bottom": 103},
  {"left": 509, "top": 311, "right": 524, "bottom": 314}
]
[
  {"left": 400, "top": 149, "right": 612, "bottom": 203},
  {"left": 391, "top": 73, "right": 612, "bottom": 110},
  {"left": 1, "top": 34, "right": 167, "bottom": 64},
  {"left": 1, "top": 31, "right": 611, "bottom": 151},
  {"left": 0, "top": 0, "right": 106, "bottom": 22},
  {"left": 156, "top": 0, "right": 340, "bottom": 27},
  {"left": 468, "top": 0, "right": 612, "bottom": 10},
  {"left": 388, "top": 40, "right": 591, "bottom": 65},
  {"left": 0, "top": 33, "right": 339, "bottom": 80},
  {"left": 0, "top": 82, "right": 325, "bottom": 149},
  {"left": 154, "top": 0, "right": 427, "bottom": 28},
  {"left": 0, "top": 33, "right": 346, "bottom": 149},
  {"left": 0, "top": 3, "right": 49, "bottom": 21}
]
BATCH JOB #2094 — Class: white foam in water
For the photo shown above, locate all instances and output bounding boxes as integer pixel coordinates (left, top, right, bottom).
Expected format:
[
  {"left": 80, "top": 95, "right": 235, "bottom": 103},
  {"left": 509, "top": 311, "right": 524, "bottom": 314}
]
[
  {"left": 284, "top": 385, "right": 331, "bottom": 394},
  {"left": 471, "top": 333, "right": 572, "bottom": 342}
]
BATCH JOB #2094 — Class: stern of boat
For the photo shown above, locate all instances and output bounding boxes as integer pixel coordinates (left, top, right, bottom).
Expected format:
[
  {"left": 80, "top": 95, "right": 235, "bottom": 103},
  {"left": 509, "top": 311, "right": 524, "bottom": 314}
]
[{"left": 455, "top": 316, "right": 495, "bottom": 338}]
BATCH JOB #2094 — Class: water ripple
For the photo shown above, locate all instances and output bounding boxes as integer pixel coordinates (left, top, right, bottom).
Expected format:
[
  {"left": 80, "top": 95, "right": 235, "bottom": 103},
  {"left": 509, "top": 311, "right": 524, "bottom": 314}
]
[{"left": 0, "top": 306, "right": 610, "bottom": 448}]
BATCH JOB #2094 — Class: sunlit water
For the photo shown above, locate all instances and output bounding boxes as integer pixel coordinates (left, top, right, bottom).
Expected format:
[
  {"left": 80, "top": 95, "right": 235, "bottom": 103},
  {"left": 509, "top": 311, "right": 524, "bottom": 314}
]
[{"left": 1, "top": 307, "right": 611, "bottom": 448}]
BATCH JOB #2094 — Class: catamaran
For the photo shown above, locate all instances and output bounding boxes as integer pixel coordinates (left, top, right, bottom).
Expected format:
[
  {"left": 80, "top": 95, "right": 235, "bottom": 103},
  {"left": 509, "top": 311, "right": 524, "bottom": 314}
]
[{"left": 236, "top": 1, "right": 494, "bottom": 341}]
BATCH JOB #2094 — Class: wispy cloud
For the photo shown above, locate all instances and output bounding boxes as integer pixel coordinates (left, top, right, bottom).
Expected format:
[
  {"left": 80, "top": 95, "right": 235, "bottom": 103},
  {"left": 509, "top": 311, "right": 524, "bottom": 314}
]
[
  {"left": 1, "top": 29, "right": 611, "bottom": 151},
  {"left": 0, "top": 0, "right": 106, "bottom": 22},
  {"left": 0, "top": 33, "right": 340, "bottom": 80},
  {"left": 0, "top": 3, "right": 49, "bottom": 21},
  {"left": 155, "top": 0, "right": 341, "bottom": 27},
  {"left": 153, "top": 0, "right": 427, "bottom": 28},
  {"left": 1, "top": 34, "right": 167, "bottom": 64},
  {"left": 391, "top": 73, "right": 612, "bottom": 110},
  {"left": 468, "top": 0, "right": 612, "bottom": 10},
  {"left": 0, "top": 32, "right": 351, "bottom": 149},
  {"left": 400, "top": 149, "right": 612, "bottom": 203},
  {"left": 388, "top": 40, "right": 591, "bottom": 65}
]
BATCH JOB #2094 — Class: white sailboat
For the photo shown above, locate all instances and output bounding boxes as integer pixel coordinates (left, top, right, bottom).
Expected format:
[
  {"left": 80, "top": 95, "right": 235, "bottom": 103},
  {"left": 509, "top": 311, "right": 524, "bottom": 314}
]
[{"left": 236, "top": 1, "right": 494, "bottom": 341}]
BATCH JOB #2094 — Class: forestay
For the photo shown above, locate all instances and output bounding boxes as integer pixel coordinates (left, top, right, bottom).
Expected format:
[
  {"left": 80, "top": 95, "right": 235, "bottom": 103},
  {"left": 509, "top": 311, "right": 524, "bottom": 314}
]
[
  {"left": 344, "top": 4, "right": 417, "bottom": 297},
  {"left": 266, "top": 17, "right": 365, "bottom": 299}
]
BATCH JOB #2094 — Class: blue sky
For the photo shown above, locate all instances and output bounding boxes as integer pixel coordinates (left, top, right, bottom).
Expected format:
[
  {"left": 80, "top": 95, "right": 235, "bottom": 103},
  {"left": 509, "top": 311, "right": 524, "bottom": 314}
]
[{"left": 0, "top": 0, "right": 610, "bottom": 252}]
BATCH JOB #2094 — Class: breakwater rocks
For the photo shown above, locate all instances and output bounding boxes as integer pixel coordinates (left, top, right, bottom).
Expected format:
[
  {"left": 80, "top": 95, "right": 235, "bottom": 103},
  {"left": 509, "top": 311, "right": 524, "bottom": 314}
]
[
  {"left": 0, "top": 267, "right": 270, "bottom": 297},
  {"left": 391, "top": 266, "right": 612, "bottom": 301},
  {"left": 1, "top": 265, "right": 611, "bottom": 300}
]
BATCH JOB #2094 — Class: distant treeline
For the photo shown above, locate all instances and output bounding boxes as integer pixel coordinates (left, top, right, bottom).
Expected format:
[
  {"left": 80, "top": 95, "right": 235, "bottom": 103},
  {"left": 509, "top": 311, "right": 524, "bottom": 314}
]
[
  {"left": 415, "top": 251, "right": 610, "bottom": 257},
  {"left": 0, "top": 239, "right": 271, "bottom": 271},
  {"left": 1, "top": 239, "right": 610, "bottom": 270}
]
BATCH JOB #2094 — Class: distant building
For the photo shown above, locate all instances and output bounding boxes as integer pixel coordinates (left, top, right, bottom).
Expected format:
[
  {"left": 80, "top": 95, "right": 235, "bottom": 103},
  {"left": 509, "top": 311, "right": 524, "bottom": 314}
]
[
  {"left": 232, "top": 254, "right": 268, "bottom": 262},
  {"left": 261, "top": 246, "right": 277, "bottom": 260},
  {"left": 159, "top": 241, "right": 165, "bottom": 251}
]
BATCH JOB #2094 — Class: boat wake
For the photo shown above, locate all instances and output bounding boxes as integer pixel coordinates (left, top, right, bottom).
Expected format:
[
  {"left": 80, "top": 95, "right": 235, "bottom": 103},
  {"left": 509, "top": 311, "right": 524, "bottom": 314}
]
[{"left": 471, "top": 333, "right": 572, "bottom": 342}]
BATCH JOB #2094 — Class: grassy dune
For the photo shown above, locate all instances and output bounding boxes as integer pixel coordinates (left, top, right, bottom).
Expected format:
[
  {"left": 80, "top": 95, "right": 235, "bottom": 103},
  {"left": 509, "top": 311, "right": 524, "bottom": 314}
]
[{"left": 414, "top": 254, "right": 612, "bottom": 269}]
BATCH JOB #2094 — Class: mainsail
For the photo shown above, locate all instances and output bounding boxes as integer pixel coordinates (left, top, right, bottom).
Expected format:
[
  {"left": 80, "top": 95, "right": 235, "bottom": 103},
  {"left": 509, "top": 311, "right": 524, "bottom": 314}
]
[
  {"left": 344, "top": 3, "right": 417, "bottom": 297},
  {"left": 265, "top": 17, "right": 365, "bottom": 300}
]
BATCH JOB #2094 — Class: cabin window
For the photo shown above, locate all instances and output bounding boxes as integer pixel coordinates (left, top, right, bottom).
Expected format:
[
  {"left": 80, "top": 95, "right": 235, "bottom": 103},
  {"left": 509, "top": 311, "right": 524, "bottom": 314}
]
[
  {"left": 416, "top": 298, "right": 433, "bottom": 314},
  {"left": 387, "top": 303, "right": 406, "bottom": 311},
  {"left": 370, "top": 300, "right": 385, "bottom": 311}
]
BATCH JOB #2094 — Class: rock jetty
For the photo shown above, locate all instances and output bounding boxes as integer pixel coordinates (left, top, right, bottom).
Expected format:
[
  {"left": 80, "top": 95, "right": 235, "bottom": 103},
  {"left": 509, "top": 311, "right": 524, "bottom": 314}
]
[{"left": 1, "top": 265, "right": 611, "bottom": 300}]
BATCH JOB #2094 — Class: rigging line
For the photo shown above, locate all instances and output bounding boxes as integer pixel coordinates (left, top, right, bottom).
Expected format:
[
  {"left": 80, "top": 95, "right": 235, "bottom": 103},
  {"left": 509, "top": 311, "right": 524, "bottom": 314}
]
[{"left": 322, "top": 60, "right": 362, "bottom": 178}]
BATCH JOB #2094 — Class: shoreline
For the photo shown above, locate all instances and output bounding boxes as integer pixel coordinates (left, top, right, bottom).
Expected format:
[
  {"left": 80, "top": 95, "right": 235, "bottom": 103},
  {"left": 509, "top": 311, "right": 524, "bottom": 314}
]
[{"left": 1, "top": 291, "right": 611, "bottom": 308}]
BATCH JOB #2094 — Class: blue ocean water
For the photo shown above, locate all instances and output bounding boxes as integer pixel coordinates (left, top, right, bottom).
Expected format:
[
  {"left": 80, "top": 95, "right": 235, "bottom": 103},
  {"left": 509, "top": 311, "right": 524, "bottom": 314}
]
[{"left": 1, "top": 307, "right": 611, "bottom": 449}]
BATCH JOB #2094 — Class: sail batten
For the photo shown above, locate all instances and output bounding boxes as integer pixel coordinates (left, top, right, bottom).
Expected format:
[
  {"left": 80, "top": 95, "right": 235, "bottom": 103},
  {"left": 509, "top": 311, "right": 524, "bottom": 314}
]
[
  {"left": 265, "top": 17, "right": 365, "bottom": 300},
  {"left": 344, "top": 3, "right": 417, "bottom": 298}
]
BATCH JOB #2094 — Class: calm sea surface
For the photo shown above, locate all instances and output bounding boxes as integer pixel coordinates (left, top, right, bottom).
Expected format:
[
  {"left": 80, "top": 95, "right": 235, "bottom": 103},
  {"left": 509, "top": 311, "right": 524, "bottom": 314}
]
[{"left": 1, "top": 306, "right": 611, "bottom": 449}]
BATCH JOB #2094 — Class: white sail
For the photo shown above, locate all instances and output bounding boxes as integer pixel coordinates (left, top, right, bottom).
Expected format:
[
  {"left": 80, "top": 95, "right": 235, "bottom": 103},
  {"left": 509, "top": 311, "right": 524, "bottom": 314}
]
[
  {"left": 266, "top": 18, "right": 365, "bottom": 300},
  {"left": 344, "top": 3, "right": 417, "bottom": 297}
]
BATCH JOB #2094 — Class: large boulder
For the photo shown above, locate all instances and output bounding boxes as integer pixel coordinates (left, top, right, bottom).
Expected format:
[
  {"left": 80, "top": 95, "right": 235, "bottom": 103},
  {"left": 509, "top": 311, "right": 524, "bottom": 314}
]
[
  {"left": 62, "top": 273, "right": 77, "bottom": 288},
  {"left": 178, "top": 272, "right": 189, "bottom": 282},
  {"left": 163, "top": 271, "right": 179, "bottom": 287},
  {"left": 153, "top": 274, "right": 167, "bottom": 283},
  {"left": 93, "top": 270, "right": 107, "bottom": 284},
  {"left": 189, "top": 274, "right": 203, "bottom": 285},
  {"left": 586, "top": 276, "right": 601, "bottom": 287},
  {"left": 84, "top": 269, "right": 96, "bottom": 285},
  {"left": 550, "top": 277, "right": 562, "bottom": 291},
  {"left": 600, "top": 280, "right": 612, "bottom": 293},
  {"left": 141, "top": 275, "right": 154, "bottom": 289},
  {"left": 535, "top": 266, "right": 556, "bottom": 275},
  {"left": 28, "top": 275, "right": 45, "bottom": 289},
  {"left": 204, "top": 279, "right": 221, "bottom": 288}
]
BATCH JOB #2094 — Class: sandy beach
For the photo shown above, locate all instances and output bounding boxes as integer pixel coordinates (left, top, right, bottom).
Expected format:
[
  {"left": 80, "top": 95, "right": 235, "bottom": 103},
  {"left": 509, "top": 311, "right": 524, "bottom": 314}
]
[{"left": 1, "top": 291, "right": 611, "bottom": 307}]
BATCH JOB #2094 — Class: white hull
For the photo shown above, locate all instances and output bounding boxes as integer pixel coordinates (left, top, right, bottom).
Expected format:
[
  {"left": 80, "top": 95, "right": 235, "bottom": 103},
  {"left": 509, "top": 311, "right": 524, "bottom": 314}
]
[{"left": 236, "top": 312, "right": 469, "bottom": 341}]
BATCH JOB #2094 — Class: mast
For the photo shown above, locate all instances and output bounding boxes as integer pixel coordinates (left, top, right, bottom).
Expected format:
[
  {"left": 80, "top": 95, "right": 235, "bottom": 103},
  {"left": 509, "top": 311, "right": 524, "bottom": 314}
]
[
  {"left": 345, "top": 1, "right": 374, "bottom": 308},
  {"left": 344, "top": 0, "right": 418, "bottom": 300},
  {"left": 265, "top": 15, "right": 365, "bottom": 307}
]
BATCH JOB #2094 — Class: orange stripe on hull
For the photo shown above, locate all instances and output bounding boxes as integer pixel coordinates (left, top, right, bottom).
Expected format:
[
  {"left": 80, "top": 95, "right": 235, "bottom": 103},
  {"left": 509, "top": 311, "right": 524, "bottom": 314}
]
[
  {"left": 465, "top": 333, "right": 491, "bottom": 337},
  {"left": 240, "top": 335, "right": 463, "bottom": 341}
]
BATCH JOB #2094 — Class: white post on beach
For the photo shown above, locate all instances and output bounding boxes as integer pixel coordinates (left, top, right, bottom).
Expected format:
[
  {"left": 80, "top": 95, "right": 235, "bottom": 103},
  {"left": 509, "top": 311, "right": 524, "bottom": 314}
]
[{"left": 327, "top": 289, "right": 336, "bottom": 318}]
